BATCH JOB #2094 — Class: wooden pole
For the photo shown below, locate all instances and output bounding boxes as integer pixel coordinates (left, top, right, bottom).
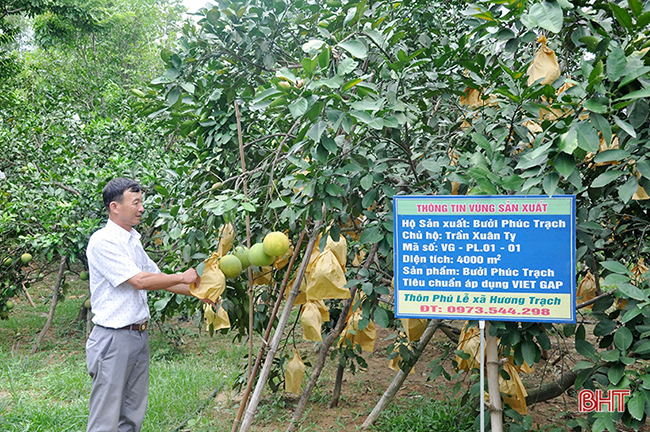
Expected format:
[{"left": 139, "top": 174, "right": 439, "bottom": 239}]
[
  {"left": 485, "top": 322, "right": 503, "bottom": 432},
  {"left": 231, "top": 230, "right": 306, "bottom": 432},
  {"left": 361, "top": 319, "right": 440, "bottom": 429},
  {"left": 234, "top": 100, "right": 254, "bottom": 378},
  {"left": 238, "top": 221, "right": 323, "bottom": 432},
  {"left": 286, "top": 243, "right": 380, "bottom": 432}
]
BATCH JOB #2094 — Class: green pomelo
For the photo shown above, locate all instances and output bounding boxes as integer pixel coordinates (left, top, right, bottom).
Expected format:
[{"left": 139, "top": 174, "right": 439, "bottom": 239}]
[
  {"left": 233, "top": 246, "right": 251, "bottom": 269},
  {"left": 219, "top": 255, "right": 243, "bottom": 278},
  {"left": 263, "top": 232, "right": 290, "bottom": 257},
  {"left": 249, "top": 243, "right": 274, "bottom": 267}
]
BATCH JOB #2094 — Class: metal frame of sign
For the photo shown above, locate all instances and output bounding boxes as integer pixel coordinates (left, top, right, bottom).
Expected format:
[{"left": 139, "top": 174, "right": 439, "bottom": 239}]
[{"left": 393, "top": 195, "right": 576, "bottom": 323}]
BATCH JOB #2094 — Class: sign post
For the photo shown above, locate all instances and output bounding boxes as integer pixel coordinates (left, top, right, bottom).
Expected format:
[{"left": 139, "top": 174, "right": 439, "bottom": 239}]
[{"left": 393, "top": 195, "right": 576, "bottom": 432}]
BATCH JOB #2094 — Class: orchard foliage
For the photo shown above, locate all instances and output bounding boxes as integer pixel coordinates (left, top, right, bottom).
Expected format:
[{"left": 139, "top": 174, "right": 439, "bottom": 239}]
[{"left": 145, "top": 0, "right": 650, "bottom": 429}]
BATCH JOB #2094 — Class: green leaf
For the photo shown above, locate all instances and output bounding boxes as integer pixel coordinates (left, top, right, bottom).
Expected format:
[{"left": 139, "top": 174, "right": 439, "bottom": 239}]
[
  {"left": 591, "top": 171, "right": 625, "bottom": 188},
  {"left": 584, "top": 99, "right": 608, "bottom": 114},
  {"left": 576, "top": 121, "right": 600, "bottom": 152},
  {"left": 529, "top": 1, "right": 564, "bottom": 33},
  {"left": 337, "top": 40, "right": 367, "bottom": 59},
  {"left": 373, "top": 307, "right": 389, "bottom": 327},
  {"left": 575, "top": 339, "right": 597, "bottom": 359},
  {"left": 628, "top": 393, "right": 645, "bottom": 421},
  {"left": 614, "top": 115, "right": 637, "bottom": 138},
  {"left": 554, "top": 153, "right": 575, "bottom": 177},
  {"left": 617, "top": 66, "right": 650, "bottom": 90},
  {"left": 302, "top": 39, "right": 326, "bottom": 55},
  {"left": 360, "top": 174, "right": 373, "bottom": 190},
  {"left": 614, "top": 326, "right": 633, "bottom": 351},
  {"left": 608, "top": 362, "right": 625, "bottom": 384},
  {"left": 601, "top": 260, "right": 630, "bottom": 274},
  {"left": 607, "top": 46, "right": 627, "bottom": 81},
  {"left": 600, "top": 350, "right": 620, "bottom": 362},
  {"left": 558, "top": 128, "right": 578, "bottom": 154},
  {"left": 594, "top": 319, "right": 617, "bottom": 336},
  {"left": 543, "top": 172, "right": 560, "bottom": 196},
  {"left": 610, "top": 3, "right": 633, "bottom": 30},
  {"left": 633, "top": 340, "right": 650, "bottom": 355},
  {"left": 269, "top": 199, "right": 286, "bottom": 209},
  {"left": 616, "top": 88, "right": 650, "bottom": 102},
  {"left": 521, "top": 340, "right": 538, "bottom": 366},
  {"left": 637, "top": 160, "right": 650, "bottom": 180},
  {"left": 307, "top": 120, "right": 328, "bottom": 142},
  {"left": 360, "top": 225, "right": 383, "bottom": 244},
  {"left": 301, "top": 57, "right": 318, "bottom": 75},
  {"left": 321, "top": 137, "right": 338, "bottom": 154},
  {"left": 593, "top": 150, "right": 629, "bottom": 164},
  {"left": 618, "top": 176, "right": 638, "bottom": 203},
  {"left": 591, "top": 114, "right": 612, "bottom": 147},
  {"left": 574, "top": 361, "right": 594, "bottom": 370},
  {"left": 155, "top": 184, "right": 169, "bottom": 197},
  {"left": 617, "top": 283, "right": 646, "bottom": 300},
  {"left": 289, "top": 97, "right": 308, "bottom": 119},
  {"left": 337, "top": 57, "right": 358, "bottom": 75}
]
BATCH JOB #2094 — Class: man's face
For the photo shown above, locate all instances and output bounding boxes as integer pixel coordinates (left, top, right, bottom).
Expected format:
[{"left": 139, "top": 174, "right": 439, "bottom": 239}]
[{"left": 111, "top": 190, "right": 144, "bottom": 230}]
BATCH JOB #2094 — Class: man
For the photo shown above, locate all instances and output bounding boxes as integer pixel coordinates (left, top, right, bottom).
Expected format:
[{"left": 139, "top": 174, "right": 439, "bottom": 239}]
[{"left": 86, "top": 177, "right": 201, "bottom": 432}]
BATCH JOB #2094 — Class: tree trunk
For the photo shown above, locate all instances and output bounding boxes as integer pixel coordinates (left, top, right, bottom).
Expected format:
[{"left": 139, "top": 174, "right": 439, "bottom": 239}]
[
  {"left": 286, "top": 243, "right": 380, "bottom": 432},
  {"left": 486, "top": 322, "right": 503, "bottom": 432},
  {"left": 330, "top": 363, "right": 345, "bottom": 408},
  {"left": 361, "top": 319, "right": 441, "bottom": 429},
  {"left": 237, "top": 222, "right": 323, "bottom": 432},
  {"left": 32, "top": 255, "right": 66, "bottom": 353},
  {"left": 526, "top": 370, "right": 577, "bottom": 406}
]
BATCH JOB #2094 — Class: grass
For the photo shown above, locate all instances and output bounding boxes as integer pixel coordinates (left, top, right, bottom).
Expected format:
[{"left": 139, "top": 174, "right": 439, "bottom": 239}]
[
  {"left": 369, "top": 396, "right": 475, "bottom": 432},
  {"left": 0, "top": 277, "right": 245, "bottom": 432}
]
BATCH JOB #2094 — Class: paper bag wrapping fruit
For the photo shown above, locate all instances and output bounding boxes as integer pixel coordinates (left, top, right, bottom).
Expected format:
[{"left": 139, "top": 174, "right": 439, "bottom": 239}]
[
  {"left": 339, "top": 309, "right": 376, "bottom": 352},
  {"left": 301, "top": 301, "right": 323, "bottom": 342},
  {"left": 305, "top": 249, "right": 350, "bottom": 300},
  {"left": 526, "top": 36, "right": 560, "bottom": 86},
  {"left": 576, "top": 270, "right": 597, "bottom": 308},
  {"left": 455, "top": 322, "right": 481, "bottom": 372},
  {"left": 191, "top": 252, "right": 226, "bottom": 303},
  {"left": 204, "top": 302, "right": 230, "bottom": 331},
  {"left": 402, "top": 318, "right": 428, "bottom": 342},
  {"left": 216, "top": 223, "right": 235, "bottom": 257},
  {"left": 284, "top": 350, "right": 306, "bottom": 394}
]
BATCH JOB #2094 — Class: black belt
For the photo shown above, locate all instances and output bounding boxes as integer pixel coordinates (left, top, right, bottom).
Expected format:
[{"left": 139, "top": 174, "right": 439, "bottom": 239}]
[{"left": 104, "top": 322, "right": 148, "bottom": 331}]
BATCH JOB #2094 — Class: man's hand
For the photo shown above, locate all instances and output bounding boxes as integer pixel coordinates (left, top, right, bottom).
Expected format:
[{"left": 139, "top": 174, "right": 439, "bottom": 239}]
[{"left": 180, "top": 268, "right": 200, "bottom": 285}]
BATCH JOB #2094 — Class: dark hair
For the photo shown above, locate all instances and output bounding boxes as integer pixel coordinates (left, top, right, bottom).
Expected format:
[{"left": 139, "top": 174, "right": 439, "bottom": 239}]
[{"left": 103, "top": 177, "right": 141, "bottom": 211}]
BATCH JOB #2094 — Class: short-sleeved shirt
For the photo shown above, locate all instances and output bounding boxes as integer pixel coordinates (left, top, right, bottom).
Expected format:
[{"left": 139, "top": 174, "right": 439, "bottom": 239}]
[{"left": 86, "top": 219, "right": 160, "bottom": 328}]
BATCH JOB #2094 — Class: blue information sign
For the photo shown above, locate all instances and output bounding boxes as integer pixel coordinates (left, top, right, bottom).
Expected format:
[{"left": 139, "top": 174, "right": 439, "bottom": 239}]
[{"left": 393, "top": 195, "right": 576, "bottom": 323}]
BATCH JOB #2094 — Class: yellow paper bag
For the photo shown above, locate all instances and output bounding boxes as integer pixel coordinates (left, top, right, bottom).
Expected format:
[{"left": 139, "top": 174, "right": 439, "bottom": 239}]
[
  {"left": 314, "top": 299, "right": 330, "bottom": 322},
  {"left": 216, "top": 223, "right": 235, "bottom": 256},
  {"left": 286, "top": 275, "right": 308, "bottom": 305},
  {"left": 339, "top": 310, "right": 376, "bottom": 352},
  {"left": 527, "top": 36, "right": 560, "bottom": 86},
  {"left": 191, "top": 253, "right": 226, "bottom": 302},
  {"left": 305, "top": 249, "right": 350, "bottom": 300},
  {"left": 455, "top": 322, "right": 481, "bottom": 372},
  {"left": 204, "top": 302, "right": 230, "bottom": 331},
  {"left": 285, "top": 350, "right": 306, "bottom": 394},
  {"left": 274, "top": 243, "right": 294, "bottom": 270},
  {"left": 301, "top": 301, "right": 323, "bottom": 341},
  {"left": 500, "top": 362, "right": 529, "bottom": 415},
  {"left": 325, "top": 234, "right": 347, "bottom": 269},
  {"left": 576, "top": 270, "right": 597, "bottom": 308},
  {"left": 401, "top": 318, "right": 428, "bottom": 342},
  {"left": 253, "top": 266, "right": 273, "bottom": 286}
]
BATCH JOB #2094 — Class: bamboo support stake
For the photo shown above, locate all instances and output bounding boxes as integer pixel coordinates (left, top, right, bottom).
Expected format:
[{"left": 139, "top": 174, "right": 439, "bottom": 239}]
[
  {"left": 361, "top": 319, "right": 441, "bottom": 429},
  {"left": 32, "top": 255, "right": 66, "bottom": 353},
  {"left": 231, "top": 229, "right": 306, "bottom": 432},
  {"left": 286, "top": 243, "right": 380, "bottom": 432},
  {"left": 234, "top": 100, "right": 254, "bottom": 377},
  {"left": 486, "top": 322, "right": 503, "bottom": 432},
  {"left": 238, "top": 221, "right": 324, "bottom": 432}
]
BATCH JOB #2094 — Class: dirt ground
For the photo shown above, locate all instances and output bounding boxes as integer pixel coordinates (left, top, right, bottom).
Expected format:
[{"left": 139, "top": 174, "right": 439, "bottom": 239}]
[{"left": 210, "top": 324, "right": 604, "bottom": 432}]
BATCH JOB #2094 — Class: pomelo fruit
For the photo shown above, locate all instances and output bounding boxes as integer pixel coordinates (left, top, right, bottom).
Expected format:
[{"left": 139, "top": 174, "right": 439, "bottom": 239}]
[
  {"left": 263, "top": 232, "right": 290, "bottom": 257},
  {"left": 84, "top": 299, "right": 91, "bottom": 309},
  {"left": 21, "top": 253, "right": 32, "bottom": 264},
  {"left": 219, "top": 255, "right": 243, "bottom": 278},
  {"left": 80, "top": 271, "right": 89, "bottom": 281},
  {"left": 233, "top": 246, "right": 251, "bottom": 269},
  {"left": 6, "top": 300, "right": 14, "bottom": 310},
  {"left": 249, "top": 243, "right": 274, "bottom": 267},
  {"left": 3, "top": 258, "right": 11, "bottom": 266}
]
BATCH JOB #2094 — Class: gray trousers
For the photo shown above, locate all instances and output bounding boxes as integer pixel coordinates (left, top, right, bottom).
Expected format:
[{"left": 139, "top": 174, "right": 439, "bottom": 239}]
[{"left": 86, "top": 325, "right": 150, "bottom": 432}]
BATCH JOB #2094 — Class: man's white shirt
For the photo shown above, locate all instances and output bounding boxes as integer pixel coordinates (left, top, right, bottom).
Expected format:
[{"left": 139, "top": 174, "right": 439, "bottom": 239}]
[{"left": 86, "top": 219, "right": 160, "bottom": 328}]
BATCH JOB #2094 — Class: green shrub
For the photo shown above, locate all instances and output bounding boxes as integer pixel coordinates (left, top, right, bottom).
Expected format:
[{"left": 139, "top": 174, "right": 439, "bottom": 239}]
[{"left": 371, "top": 397, "right": 475, "bottom": 432}]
